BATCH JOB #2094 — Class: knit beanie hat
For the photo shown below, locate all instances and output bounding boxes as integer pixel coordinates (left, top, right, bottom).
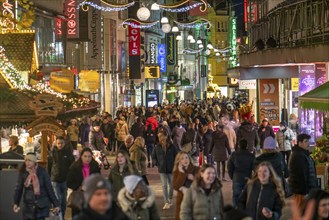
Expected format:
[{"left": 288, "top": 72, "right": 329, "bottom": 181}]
[
  {"left": 123, "top": 175, "right": 143, "bottom": 194},
  {"left": 82, "top": 174, "right": 112, "bottom": 202},
  {"left": 263, "top": 136, "right": 277, "bottom": 149},
  {"left": 25, "top": 152, "right": 37, "bottom": 162}
]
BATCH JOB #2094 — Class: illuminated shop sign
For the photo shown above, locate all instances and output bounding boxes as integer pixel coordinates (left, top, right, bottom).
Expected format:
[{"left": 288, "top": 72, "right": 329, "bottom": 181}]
[
  {"left": 166, "top": 33, "right": 176, "bottom": 66},
  {"left": 158, "top": 44, "right": 166, "bottom": 73},
  {"left": 230, "top": 17, "right": 237, "bottom": 67},
  {"left": 65, "top": 0, "right": 79, "bottom": 38},
  {"left": 128, "top": 23, "right": 141, "bottom": 56},
  {"left": 150, "top": 42, "right": 156, "bottom": 64}
]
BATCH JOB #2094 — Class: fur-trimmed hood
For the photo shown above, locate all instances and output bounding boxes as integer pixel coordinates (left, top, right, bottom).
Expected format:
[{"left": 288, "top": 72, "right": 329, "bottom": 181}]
[{"left": 117, "top": 186, "right": 156, "bottom": 211}]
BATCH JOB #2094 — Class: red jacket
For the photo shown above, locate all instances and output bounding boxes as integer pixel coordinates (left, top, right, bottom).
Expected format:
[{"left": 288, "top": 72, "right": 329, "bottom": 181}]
[{"left": 145, "top": 116, "right": 158, "bottom": 131}]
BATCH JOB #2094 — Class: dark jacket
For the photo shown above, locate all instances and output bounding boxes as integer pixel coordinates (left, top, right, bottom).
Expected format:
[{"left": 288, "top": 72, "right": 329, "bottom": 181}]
[
  {"left": 203, "top": 129, "right": 213, "bottom": 156},
  {"left": 238, "top": 180, "right": 283, "bottom": 220},
  {"left": 80, "top": 123, "right": 90, "bottom": 143},
  {"left": 228, "top": 149, "right": 255, "bottom": 183},
  {"left": 67, "top": 159, "right": 101, "bottom": 190},
  {"left": 254, "top": 152, "right": 288, "bottom": 180},
  {"left": 49, "top": 145, "right": 75, "bottom": 183},
  {"left": 209, "top": 131, "right": 231, "bottom": 162},
  {"left": 101, "top": 122, "right": 112, "bottom": 139},
  {"left": 73, "top": 203, "right": 129, "bottom": 220},
  {"left": 236, "top": 121, "right": 259, "bottom": 152},
  {"left": 9, "top": 145, "right": 24, "bottom": 154},
  {"left": 181, "top": 128, "right": 203, "bottom": 157},
  {"left": 145, "top": 129, "right": 156, "bottom": 145},
  {"left": 130, "top": 122, "right": 146, "bottom": 139},
  {"left": 258, "top": 125, "right": 275, "bottom": 148},
  {"left": 89, "top": 129, "right": 106, "bottom": 151},
  {"left": 152, "top": 143, "right": 177, "bottom": 174},
  {"left": 288, "top": 146, "right": 317, "bottom": 195},
  {"left": 108, "top": 164, "right": 138, "bottom": 201},
  {"left": 13, "top": 166, "right": 59, "bottom": 219}
]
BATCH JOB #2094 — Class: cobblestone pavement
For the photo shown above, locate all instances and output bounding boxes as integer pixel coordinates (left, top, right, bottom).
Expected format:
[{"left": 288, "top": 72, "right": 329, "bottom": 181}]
[{"left": 63, "top": 155, "right": 233, "bottom": 220}]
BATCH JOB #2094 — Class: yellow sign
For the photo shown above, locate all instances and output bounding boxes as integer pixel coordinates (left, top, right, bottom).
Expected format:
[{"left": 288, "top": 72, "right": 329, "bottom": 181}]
[
  {"left": 291, "top": 78, "right": 299, "bottom": 91},
  {"left": 79, "top": 70, "right": 100, "bottom": 92},
  {"left": 145, "top": 66, "right": 160, "bottom": 79},
  {"left": 50, "top": 69, "right": 74, "bottom": 93},
  {"left": 29, "top": 94, "right": 63, "bottom": 117}
]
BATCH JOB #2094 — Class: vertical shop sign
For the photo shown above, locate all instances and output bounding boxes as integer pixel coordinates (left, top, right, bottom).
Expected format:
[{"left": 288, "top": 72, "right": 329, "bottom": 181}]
[
  {"left": 158, "top": 44, "right": 166, "bottom": 73},
  {"left": 258, "top": 79, "right": 280, "bottom": 126},
  {"left": 299, "top": 65, "right": 315, "bottom": 96},
  {"left": 64, "top": 0, "right": 79, "bottom": 39},
  {"left": 230, "top": 17, "right": 237, "bottom": 67},
  {"left": 109, "top": 19, "right": 117, "bottom": 70},
  {"left": 166, "top": 33, "right": 176, "bottom": 66},
  {"left": 128, "top": 22, "right": 141, "bottom": 79},
  {"left": 315, "top": 64, "right": 327, "bottom": 87},
  {"left": 150, "top": 43, "right": 156, "bottom": 64}
]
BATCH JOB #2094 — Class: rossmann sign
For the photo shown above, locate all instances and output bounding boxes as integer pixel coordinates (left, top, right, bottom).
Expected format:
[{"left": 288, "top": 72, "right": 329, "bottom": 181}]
[{"left": 65, "top": 0, "right": 79, "bottom": 39}]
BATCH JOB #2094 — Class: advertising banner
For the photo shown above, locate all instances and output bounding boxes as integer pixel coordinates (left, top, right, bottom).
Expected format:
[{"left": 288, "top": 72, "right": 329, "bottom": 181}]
[
  {"left": 64, "top": 0, "right": 79, "bottom": 39},
  {"left": 258, "top": 79, "right": 280, "bottom": 126},
  {"left": 299, "top": 65, "right": 315, "bottom": 96},
  {"left": 87, "top": 0, "right": 102, "bottom": 69},
  {"left": 110, "top": 19, "right": 117, "bottom": 70},
  {"left": 146, "top": 90, "right": 159, "bottom": 108},
  {"left": 291, "top": 78, "right": 299, "bottom": 91},
  {"left": 166, "top": 33, "right": 176, "bottom": 66},
  {"left": 315, "top": 64, "right": 327, "bottom": 87},
  {"left": 50, "top": 69, "right": 74, "bottom": 93},
  {"left": 78, "top": 70, "right": 100, "bottom": 92},
  {"left": 128, "top": 22, "right": 141, "bottom": 79},
  {"left": 158, "top": 44, "right": 166, "bottom": 73}
]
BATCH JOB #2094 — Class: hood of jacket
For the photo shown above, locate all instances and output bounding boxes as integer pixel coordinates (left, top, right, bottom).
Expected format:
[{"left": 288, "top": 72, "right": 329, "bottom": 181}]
[{"left": 117, "top": 187, "right": 156, "bottom": 211}]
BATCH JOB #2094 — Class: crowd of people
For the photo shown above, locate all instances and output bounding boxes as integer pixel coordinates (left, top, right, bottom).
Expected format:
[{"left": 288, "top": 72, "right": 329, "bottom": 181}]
[{"left": 9, "top": 98, "right": 329, "bottom": 220}]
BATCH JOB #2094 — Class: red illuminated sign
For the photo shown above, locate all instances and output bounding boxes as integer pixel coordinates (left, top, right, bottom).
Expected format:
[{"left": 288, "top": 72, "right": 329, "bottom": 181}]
[
  {"left": 55, "top": 18, "right": 62, "bottom": 40},
  {"left": 128, "top": 22, "right": 140, "bottom": 56},
  {"left": 65, "top": 0, "right": 79, "bottom": 38}
]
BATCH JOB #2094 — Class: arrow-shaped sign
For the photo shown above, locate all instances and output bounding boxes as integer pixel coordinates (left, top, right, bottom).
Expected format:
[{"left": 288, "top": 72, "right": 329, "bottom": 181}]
[
  {"left": 264, "top": 84, "right": 269, "bottom": 93},
  {"left": 269, "top": 83, "right": 275, "bottom": 93}
]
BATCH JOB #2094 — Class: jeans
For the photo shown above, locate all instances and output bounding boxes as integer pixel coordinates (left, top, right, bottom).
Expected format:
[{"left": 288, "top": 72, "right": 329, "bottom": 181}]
[
  {"left": 159, "top": 173, "right": 173, "bottom": 203},
  {"left": 51, "top": 181, "right": 67, "bottom": 219},
  {"left": 281, "top": 150, "right": 291, "bottom": 166},
  {"left": 232, "top": 181, "right": 247, "bottom": 207},
  {"left": 146, "top": 144, "right": 154, "bottom": 163}
]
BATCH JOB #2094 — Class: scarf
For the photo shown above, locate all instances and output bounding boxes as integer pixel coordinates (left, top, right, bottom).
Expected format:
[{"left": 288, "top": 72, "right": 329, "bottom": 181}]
[
  {"left": 82, "top": 163, "right": 90, "bottom": 179},
  {"left": 24, "top": 166, "right": 40, "bottom": 195}
]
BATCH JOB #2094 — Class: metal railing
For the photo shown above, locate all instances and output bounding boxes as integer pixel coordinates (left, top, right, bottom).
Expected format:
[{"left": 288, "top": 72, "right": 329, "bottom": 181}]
[{"left": 247, "top": 0, "right": 329, "bottom": 52}]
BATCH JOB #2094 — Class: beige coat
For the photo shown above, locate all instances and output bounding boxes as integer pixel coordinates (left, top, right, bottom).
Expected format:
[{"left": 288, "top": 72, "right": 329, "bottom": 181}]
[
  {"left": 116, "top": 121, "right": 129, "bottom": 142},
  {"left": 67, "top": 125, "right": 79, "bottom": 142},
  {"left": 129, "top": 144, "right": 147, "bottom": 176}
]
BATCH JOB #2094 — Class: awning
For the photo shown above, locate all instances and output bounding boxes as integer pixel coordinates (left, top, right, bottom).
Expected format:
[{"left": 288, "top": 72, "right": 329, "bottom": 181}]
[{"left": 299, "top": 81, "right": 329, "bottom": 112}]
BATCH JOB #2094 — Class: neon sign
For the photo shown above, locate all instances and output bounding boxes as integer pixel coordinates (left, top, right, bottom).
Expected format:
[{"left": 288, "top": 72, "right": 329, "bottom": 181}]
[
  {"left": 0, "top": 0, "right": 15, "bottom": 30},
  {"left": 230, "top": 17, "right": 237, "bottom": 67},
  {"left": 65, "top": 0, "right": 79, "bottom": 38}
]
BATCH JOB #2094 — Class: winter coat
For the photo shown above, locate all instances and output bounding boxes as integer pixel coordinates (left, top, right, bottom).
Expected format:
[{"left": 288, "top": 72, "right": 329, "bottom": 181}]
[
  {"left": 49, "top": 145, "right": 75, "bottom": 183},
  {"left": 89, "top": 129, "right": 106, "bottom": 151},
  {"left": 173, "top": 164, "right": 199, "bottom": 220},
  {"left": 116, "top": 121, "right": 129, "bottom": 142},
  {"left": 203, "top": 129, "right": 213, "bottom": 156},
  {"left": 288, "top": 146, "right": 318, "bottom": 195},
  {"left": 228, "top": 149, "right": 255, "bottom": 183},
  {"left": 236, "top": 121, "right": 259, "bottom": 152},
  {"left": 180, "top": 181, "right": 224, "bottom": 220},
  {"left": 130, "top": 122, "right": 146, "bottom": 139},
  {"left": 67, "top": 159, "right": 101, "bottom": 190},
  {"left": 145, "top": 116, "right": 158, "bottom": 131},
  {"left": 223, "top": 125, "right": 236, "bottom": 150},
  {"left": 209, "top": 131, "right": 231, "bottom": 162},
  {"left": 254, "top": 152, "right": 288, "bottom": 180},
  {"left": 13, "top": 166, "right": 59, "bottom": 219},
  {"left": 258, "top": 125, "right": 275, "bottom": 148},
  {"left": 238, "top": 180, "right": 283, "bottom": 220},
  {"left": 152, "top": 143, "right": 177, "bottom": 174},
  {"left": 145, "top": 129, "right": 156, "bottom": 145},
  {"left": 117, "top": 187, "right": 160, "bottom": 220},
  {"left": 129, "top": 144, "right": 147, "bottom": 176},
  {"left": 100, "top": 122, "right": 112, "bottom": 139},
  {"left": 171, "top": 126, "right": 186, "bottom": 149},
  {"left": 108, "top": 164, "right": 138, "bottom": 201},
  {"left": 67, "top": 125, "right": 79, "bottom": 142},
  {"left": 181, "top": 128, "right": 203, "bottom": 157},
  {"left": 275, "top": 128, "right": 294, "bottom": 152},
  {"left": 80, "top": 123, "right": 90, "bottom": 143},
  {"left": 73, "top": 202, "right": 129, "bottom": 220}
]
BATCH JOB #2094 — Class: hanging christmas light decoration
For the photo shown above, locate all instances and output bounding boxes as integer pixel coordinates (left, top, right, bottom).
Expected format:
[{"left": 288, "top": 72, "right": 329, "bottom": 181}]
[
  {"left": 182, "top": 48, "right": 203, "bottom": 54},
  {"left": 78, "top": 0, "right": 135, "bottom": 12},
  {"left": 174, "top": 18, "right": 212, "bottom": 29},
  {"left": 121, "top": 19, "right": 159, "bottom": 29},
  {"left": 157, "top": 0, "right": 208, "bottom": 13}
]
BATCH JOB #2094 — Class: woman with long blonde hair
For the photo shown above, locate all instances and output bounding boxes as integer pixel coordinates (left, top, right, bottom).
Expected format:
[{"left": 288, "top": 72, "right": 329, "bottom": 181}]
[
  {"left": 129, "top": 136, "right": 148, "bottom": 184},
  {"left": 173, "top": 151, "right": 199, "bottom": 220},
  {"left": 238, "top": 161, "right": 285, "bottom": 220}
]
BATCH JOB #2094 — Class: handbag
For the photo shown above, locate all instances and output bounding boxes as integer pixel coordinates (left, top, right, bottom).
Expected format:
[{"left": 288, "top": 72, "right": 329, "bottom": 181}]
[{"left": 67, "top": 187, "right": 84, "bottom": 210}]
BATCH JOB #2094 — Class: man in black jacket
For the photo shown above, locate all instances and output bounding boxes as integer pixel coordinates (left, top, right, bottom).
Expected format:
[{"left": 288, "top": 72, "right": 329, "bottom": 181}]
[
  {"left": 288, "top": 133, "right": 318, "bottom": 211},
  {"left": 49, "top": 136, "right": 75, "bottom": 218}
]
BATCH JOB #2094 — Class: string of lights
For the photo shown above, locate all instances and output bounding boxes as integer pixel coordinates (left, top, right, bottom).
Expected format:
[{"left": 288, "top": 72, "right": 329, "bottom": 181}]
[
  {"left": 0, "top": 46, "right": 90, "bottom": 108},
  {"left": 161, "top": 2, "right": 202, "bottom": 12},
  {"left": 121, "top": 19, "right": 159, "bottom": 29},
  {"left": 77, "top": 0, "right": 135, "bottom": 12},
  {"left": 182, "top": 48, "right": 204, "bottom": 54},
  {"left": 174, "top": 18, "right": 212, "bottom": 29},
  {"left": 156, "top": 0, "right": 208, "bottom": 12}
]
